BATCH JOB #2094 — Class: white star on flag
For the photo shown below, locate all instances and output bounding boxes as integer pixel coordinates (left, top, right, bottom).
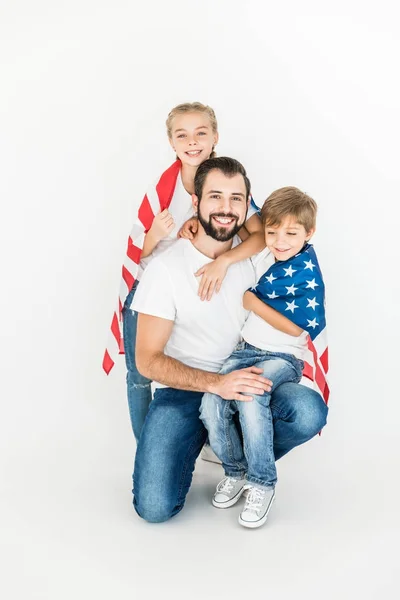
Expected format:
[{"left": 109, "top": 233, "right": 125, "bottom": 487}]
[
  {"left": 285, "top": 300, "right": 299, "bottom": 313},
  {"left": 267, "top": 291, "right": 279, "bottom": 299},
  {"left": 304, "top": 259, "right": 316, "bottom": 271},
  {"left": 285, "top": 284, "right": 298, "bottom": 295},
  {"left": 283, "top": 265, "right": 297, "bottom": 277},
  {"left": 265, "top": 273, "right": 277, "bottom": 284},
  {"left": 306, "top": 278, "right": 319, "bottom": 290},
  {"left": 306, "top": 297, "right": 319, "bottom": 310},
  {"left": 307, "top": 318, "right": 319, "bottom": 329}
]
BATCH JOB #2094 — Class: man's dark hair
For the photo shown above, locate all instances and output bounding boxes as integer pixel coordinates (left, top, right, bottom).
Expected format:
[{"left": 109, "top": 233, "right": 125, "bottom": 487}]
[{"left": 194, "top": 157, "right": 251, "bottom": 200}]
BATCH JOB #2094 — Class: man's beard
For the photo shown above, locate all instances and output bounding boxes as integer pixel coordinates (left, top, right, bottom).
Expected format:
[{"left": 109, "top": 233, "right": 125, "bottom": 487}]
[{"left": 198, "top": 210, "right": 246, "bottom": 242}]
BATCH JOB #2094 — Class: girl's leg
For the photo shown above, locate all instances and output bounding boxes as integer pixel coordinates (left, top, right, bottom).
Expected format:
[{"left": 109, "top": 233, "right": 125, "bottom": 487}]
[{"left": 123, "top": 284, "right": 152, "bottom": 442}]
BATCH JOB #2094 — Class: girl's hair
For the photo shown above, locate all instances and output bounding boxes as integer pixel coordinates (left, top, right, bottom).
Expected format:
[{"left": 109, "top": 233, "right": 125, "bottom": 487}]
[
  {"left": 260, "top": 187, "right": 317, "bottom": 232},
  {"left": 166, "top": 102, "right": 218, "bottom": 158}
]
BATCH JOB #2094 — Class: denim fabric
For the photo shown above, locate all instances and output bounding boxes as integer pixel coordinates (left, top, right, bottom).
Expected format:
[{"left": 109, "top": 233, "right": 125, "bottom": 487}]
[
  {"left": 133, "top": 379, "right": 328, "bottom": 522},
  {"left": 200, "top": 342, "right": 304, "bottom": 488},
  {"left": 133, "top": 388, "right": 208, "bottom": 523},
  {"left": 122, "top": 282, "right": 152, "bottom": 442}
]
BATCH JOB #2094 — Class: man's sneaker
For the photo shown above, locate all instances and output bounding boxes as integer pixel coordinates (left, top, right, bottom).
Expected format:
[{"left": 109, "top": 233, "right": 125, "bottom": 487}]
[
  {"left": 238, "top": 486, "right": 276, "bottom": 528},
  {"left": 212, "top": 476, "right": 247, "bottom": 508},
  {"left": 200, "top": 444, "right": 222, "bottom": 465}
]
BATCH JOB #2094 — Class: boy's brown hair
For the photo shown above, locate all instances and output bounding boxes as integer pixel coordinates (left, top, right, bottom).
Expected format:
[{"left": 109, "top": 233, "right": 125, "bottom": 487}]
[{"left": 260, "top": 186, "right": 317, "bottom": 232}]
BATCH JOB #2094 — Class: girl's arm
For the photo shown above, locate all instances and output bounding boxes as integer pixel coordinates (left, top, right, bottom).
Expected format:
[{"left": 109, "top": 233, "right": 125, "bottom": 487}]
[
  {"left": 243, "top": 291, "right": 304, "bottom": 336},
  {"left": 195, "top": 214, "right": 266, "bottom": 300},
  {"left": 141, "top": 209, "right": 175, "bottom": 258}
]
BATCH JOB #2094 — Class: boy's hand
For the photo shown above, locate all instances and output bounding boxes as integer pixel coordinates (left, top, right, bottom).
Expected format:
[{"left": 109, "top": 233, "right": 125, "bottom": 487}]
[
  {"left": 195, "top": 255, "right": 230, "bottom": 301},
  {"left": 149, "top": 209, "right": 175, "bottom": 242},
  {"left": 209, "top": 367, "right": 272, "bottom": 402},
  {"left": 177, "top": 216, "right": 198, "bottom": 240}
]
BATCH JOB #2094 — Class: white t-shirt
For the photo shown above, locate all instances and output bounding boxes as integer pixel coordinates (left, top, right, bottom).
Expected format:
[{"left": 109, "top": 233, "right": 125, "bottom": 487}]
[
  {"left": 138, "top": 170, "right": 258, "bottom": 276},
  {"left": 131, "top": 237, "right": 256, "bottom": 381}
]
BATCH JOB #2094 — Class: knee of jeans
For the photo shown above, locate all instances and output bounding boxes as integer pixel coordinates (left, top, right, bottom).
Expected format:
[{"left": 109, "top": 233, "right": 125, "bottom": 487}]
[
  {"left": 295, "top": 394, "right": 328, "bottom": 439},
  {"left": 134, "top": 496, "right": 177, "bottom": 524},
  {"left": 199, "top": 394, "right": 219, "bottom": 424}
]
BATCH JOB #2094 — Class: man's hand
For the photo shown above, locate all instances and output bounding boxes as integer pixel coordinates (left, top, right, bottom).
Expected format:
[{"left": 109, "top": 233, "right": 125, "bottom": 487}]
[
  {"left": 209, "top": 366, "right": 272, "bottom": 402},
  {"left": 177, "top": 216, "right": 198, "bottom": 239},
  {"left": 149, "top": 209, "right": 175, "bottom": 243}
]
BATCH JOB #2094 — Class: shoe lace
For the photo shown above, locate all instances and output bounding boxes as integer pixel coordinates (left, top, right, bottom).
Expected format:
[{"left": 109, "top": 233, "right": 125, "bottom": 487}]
[
  {"left": 217, "top": 477, "right": 237, "bottom": 494},
  {"left": 243, "top": 487, "right": 266, "bottom": 514}
]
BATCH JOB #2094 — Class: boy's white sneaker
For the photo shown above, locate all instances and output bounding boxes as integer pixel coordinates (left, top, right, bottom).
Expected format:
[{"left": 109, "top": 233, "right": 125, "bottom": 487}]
[
  {"left": 238, "top": 485, "right": 276, "bottom": 528},
  {"left": 212, "top": 476, "right": 247, "bottom": 508}
]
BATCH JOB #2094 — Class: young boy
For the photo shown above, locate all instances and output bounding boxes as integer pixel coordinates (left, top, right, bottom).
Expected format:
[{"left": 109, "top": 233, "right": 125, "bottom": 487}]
[{"left": 200, "top": 186, "right": 328, "bottom": 529}]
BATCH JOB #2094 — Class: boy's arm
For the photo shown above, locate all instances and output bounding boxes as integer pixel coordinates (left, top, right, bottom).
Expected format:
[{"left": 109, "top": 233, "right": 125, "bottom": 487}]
[
  {"left": 223, "top": 213, "right": 265, "bottom": 264},
  {"left": 243, "top": 291, "right": 304, "bottom": 336},
  {"left": 135, "top": 313, "right": 272, "bottom": 400}
]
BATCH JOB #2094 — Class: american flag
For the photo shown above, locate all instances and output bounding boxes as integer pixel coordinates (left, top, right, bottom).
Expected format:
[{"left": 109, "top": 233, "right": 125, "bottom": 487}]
[
  {"left": 251, "top": 244, "right": 329, "bottom": 403},
  {"left": 103, "top": 160, "right": 181, "bottom": 374}
]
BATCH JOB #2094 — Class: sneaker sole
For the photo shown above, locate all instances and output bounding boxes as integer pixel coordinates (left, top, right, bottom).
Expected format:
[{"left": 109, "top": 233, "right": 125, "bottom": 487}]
[
  {"left": 212, "top": 487, "right": 246, "bottom": 509},
  {"left": 238, "top": 492, "right": 276, "bottom": 528}
]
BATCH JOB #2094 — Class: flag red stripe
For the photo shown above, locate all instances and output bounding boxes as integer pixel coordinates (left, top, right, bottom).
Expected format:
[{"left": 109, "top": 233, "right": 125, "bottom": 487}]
[
  {"left": 138, "top": 195, "right": 155, "bottom": 232},
  {"left": 127, "top": 238, "right": 142, "bottom": 264},
  {"left": 111, "top": 312, "right": 121, "bottom": 346},
  {"left": 320, "top": 347, "right": 329, "bottom": 372},
  {"left": 303, "top": 361, "right": 313, "bottom": 380},
  {"left": 122, "top": 266, "right": 134, "bottom": 293},
  {"left": 102, "top": 350, "right": 114, "bottom": 375},
  {"left": 156, "top": 160, "right": 181, "bottom": 210}
]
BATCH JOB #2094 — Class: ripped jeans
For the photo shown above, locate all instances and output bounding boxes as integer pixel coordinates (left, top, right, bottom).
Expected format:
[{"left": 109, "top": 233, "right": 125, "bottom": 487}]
[
  {"left": 122, "top": 282, "right": 152, "bottom": 442},
  {"left": 200, "top": 341, "right": 304, "bottom": 489}
]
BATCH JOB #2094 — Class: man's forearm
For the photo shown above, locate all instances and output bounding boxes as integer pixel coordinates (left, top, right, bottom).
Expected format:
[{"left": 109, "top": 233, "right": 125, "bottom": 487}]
[{"left": 138, "top": 351, "right": 221, "bottom": 393}]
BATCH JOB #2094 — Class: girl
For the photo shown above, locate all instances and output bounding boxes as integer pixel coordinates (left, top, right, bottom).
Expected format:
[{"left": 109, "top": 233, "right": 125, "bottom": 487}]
[{"left": 103, "top": 102, "right": 265, "bottom": 441}]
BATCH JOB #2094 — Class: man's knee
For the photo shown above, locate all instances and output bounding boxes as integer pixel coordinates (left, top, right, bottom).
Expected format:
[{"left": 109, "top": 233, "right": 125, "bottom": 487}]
[
  {"left": 134, "top": 495, "right": 181, "bottom": 524},
  {"left": 294, "top": 390, "right": 328, "bottom": 439},
  {"left": 272, "top": 382, "right": 328, "bottom": 441}
]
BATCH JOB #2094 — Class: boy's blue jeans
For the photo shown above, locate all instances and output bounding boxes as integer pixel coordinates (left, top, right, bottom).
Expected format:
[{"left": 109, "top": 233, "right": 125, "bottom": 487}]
[
  {"left": 200, "top": 341, "right": 304, "bottom": 488},
  {"left": 122, "top": 282, "right": 152, "bottom": 442}
]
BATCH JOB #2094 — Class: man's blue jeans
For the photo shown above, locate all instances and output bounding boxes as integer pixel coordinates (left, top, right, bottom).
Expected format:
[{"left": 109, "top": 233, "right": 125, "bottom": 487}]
[
  {"left": 122, "top": 283, "right": 152, "bottom": 442},
  {"left": 200, "top": 342, "right": 304, "bottom": 489},
  {"left": 133, "top": 382, "right": 328, "bottom": 523}
]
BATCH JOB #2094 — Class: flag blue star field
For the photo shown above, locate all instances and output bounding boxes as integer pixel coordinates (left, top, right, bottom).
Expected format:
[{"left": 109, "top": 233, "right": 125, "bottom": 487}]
[{"left": 250, "top": 244, "right": 329, "bottom": 402}]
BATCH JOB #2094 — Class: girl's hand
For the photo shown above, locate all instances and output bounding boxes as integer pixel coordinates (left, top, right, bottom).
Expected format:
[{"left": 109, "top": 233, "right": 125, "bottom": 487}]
[
  {"left": 178, "top": 216, "right": 198, "bottom": 239},
  {"left": 149, "top": 209, "right": 175, "bottom": 242},
  {"left": 195, "top": 256, "right": 230, "bottom": 301}
]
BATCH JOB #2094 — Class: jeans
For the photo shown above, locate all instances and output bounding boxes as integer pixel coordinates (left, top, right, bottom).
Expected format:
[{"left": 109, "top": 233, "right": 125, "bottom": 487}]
[
  {"left": 133, "top": 381, "right": 328, "bottom": 523},
  {"left": 122, "top": 282, "right": 152, "bottom": 442},
  {"left": 200, "top": 342, "right": 304, "bottom": 489}
]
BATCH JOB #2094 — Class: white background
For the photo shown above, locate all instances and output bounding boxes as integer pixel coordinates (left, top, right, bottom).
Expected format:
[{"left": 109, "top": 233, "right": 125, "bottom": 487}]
[{"left": 1, "top": 1, "right": 399, "bottom": 598}]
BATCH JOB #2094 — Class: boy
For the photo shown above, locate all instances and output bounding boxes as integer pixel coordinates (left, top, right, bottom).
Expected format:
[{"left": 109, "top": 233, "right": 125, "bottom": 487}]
[{"left": 200, "top": 186, "right": 328, "bottom": 529}]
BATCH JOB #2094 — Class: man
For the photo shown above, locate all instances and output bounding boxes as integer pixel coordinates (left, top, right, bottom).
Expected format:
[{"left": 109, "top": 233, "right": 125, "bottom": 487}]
[{"left": 131, "top": 157, "right": 328, "bottom": 523}]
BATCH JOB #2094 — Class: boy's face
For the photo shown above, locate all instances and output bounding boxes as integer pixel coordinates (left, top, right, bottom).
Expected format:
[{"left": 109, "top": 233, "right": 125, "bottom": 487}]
[{"left": 265, "top": 215, "right": 314, "bottom": 261}]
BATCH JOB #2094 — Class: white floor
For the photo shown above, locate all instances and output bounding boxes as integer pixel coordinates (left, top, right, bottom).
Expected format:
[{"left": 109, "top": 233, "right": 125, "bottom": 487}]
[{"left": 2, "top": 420, "right": 398, "bottom": 600}]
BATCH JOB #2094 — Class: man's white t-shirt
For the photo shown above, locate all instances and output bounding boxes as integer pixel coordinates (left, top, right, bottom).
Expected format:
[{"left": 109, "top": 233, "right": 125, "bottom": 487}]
[
  {"left": 138, "top": 170, "right": 258, "bottom": 276},
  {"left": 131, "top": 237, "right": 256, "bottom": 381}
]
